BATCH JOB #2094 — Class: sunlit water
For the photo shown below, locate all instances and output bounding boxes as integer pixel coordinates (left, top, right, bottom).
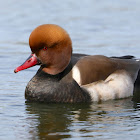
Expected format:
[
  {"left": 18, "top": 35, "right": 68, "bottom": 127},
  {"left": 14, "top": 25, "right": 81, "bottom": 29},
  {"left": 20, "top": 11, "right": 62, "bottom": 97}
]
[{"left": 0, "top": 0, "right": 140, "bottom": 139}]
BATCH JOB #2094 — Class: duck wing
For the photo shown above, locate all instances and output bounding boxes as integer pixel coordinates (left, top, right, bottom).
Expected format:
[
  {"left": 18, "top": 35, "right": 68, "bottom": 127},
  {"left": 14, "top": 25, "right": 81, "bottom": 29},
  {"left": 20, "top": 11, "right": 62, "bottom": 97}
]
[{"left": 71, "top": 55, "right": 140, "bottom": 85}]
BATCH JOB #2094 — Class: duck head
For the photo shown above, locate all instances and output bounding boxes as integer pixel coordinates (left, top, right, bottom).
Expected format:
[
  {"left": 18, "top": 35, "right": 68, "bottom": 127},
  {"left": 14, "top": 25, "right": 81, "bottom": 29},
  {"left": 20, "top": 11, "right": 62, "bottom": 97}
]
[{"left": 14, "top": 24, "right": 72, "bottom": 75}]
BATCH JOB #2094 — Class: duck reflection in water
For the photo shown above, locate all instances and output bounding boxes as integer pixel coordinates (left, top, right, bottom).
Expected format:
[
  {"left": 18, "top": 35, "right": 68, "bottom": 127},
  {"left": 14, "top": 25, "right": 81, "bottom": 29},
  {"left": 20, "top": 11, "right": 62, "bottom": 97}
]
[
  {"left": 25, "top": 102, "right": 91, "bottom": 139},
  {"left": 25, "top": 99, "right": 139, "bottom": 139}
]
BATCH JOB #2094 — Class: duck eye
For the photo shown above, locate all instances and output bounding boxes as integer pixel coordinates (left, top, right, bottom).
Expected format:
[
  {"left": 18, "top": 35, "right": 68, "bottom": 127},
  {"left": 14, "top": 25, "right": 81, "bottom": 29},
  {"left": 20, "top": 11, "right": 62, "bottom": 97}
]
[{"left": 43, "top": 47, "right": 48, "bottom": 51}]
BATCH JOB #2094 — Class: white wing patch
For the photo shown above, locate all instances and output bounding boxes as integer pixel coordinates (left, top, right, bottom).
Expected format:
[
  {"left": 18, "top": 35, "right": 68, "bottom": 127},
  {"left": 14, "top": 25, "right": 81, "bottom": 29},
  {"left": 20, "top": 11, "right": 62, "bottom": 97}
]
[
  {"left": 72, "top": 66, "right": 81, "bottom": 85},
  {"left": 82, "top": 70, "right": 134, "bottom": 102}
]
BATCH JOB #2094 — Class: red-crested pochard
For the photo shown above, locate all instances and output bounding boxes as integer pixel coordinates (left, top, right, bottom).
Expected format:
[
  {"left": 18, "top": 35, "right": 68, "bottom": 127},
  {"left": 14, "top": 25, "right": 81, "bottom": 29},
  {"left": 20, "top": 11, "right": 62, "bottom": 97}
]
[{"left": 14, "top": 24, "right": 140, "bottom": 103}]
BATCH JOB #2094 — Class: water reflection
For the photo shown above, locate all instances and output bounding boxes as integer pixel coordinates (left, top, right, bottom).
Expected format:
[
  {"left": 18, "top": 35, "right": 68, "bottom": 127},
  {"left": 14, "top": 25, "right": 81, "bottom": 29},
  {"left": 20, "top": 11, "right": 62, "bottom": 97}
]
[
  {"left": 25, "top": 102, "right": 88, "bottom": 139},
  {"left": 25, "top": 99, "right": 140, "bottom": 139}
]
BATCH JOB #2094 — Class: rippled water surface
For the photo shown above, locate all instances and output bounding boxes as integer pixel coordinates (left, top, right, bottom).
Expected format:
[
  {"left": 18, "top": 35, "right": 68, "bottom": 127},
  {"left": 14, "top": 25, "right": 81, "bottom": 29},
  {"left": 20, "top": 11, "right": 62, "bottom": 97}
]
[{"left": 0, "top": 0, "right": 140, "bottom": 139}]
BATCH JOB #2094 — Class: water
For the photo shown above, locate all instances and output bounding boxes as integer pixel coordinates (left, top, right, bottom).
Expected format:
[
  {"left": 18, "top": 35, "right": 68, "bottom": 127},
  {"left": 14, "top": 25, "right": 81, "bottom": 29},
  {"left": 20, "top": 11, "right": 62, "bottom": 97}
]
[{"left": 0, "top": 0, "right": 140, "bottom": 139}]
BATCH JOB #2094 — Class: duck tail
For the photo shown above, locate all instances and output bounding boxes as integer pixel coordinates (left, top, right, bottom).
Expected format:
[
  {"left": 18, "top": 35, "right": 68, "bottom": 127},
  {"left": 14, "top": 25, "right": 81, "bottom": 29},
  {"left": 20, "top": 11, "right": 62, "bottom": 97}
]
[{"left": 111, "top": 55, "right": 135, "bottom": 59}]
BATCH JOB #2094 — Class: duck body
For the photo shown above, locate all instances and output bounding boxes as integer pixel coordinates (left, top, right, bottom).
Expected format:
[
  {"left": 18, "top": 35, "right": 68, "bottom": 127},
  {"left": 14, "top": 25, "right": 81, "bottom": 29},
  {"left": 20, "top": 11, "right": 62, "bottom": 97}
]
[
  {"left": 14, "top": 24, "right": 140, "bottom": 103},
  {"left": 25, "top": 54, "right": 140, "bottom": 103}
]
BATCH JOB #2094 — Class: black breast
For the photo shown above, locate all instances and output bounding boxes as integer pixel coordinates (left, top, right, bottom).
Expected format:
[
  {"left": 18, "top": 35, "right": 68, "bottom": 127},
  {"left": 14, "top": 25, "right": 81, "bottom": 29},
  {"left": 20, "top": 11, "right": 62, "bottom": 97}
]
[{"left": 25, "top": 63, "right": 91, "bottom": 103}]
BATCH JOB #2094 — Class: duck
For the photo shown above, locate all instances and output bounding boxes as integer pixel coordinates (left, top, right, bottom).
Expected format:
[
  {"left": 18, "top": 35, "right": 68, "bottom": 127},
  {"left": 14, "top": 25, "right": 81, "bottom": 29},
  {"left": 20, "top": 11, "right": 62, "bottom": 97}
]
[{"left": 14, "top": 24, "right": 140, "bottom": 103}]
